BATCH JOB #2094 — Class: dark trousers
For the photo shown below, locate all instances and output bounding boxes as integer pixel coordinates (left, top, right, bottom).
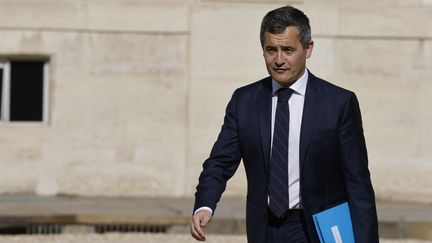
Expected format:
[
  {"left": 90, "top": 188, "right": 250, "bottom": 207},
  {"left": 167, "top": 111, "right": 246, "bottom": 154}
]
[{"left": 266, "top": 209, "right": 311, "bottom": 243}]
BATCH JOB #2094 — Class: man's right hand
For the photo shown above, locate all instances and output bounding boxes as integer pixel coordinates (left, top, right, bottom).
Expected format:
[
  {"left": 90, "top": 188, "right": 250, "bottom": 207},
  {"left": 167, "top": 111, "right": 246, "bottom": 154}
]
[{"left": 190, "top": 210, "right": 212, "bottom": 241}]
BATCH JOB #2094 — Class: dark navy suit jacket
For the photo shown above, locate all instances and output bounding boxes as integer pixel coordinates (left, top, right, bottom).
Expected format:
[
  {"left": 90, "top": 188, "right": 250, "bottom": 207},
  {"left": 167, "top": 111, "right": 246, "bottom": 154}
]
[{"left": 194, "top": 72, "right": 379, "bottom": 243}]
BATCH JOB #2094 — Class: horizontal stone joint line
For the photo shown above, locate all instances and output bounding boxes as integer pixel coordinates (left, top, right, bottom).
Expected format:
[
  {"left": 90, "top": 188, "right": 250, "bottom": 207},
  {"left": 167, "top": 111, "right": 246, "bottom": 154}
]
[
  {"left": 314, "top": 34, "right": 432, "bottom": 41},
  {"left": 0, "top": 26, "right": 189, "bottom": 36}
]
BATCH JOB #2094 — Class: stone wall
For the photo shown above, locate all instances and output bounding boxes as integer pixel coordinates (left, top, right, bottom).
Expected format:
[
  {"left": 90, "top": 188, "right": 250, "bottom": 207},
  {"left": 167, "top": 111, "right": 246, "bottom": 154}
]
[{"left": 0, "top": 0, "right": 431, "bottom": 203}]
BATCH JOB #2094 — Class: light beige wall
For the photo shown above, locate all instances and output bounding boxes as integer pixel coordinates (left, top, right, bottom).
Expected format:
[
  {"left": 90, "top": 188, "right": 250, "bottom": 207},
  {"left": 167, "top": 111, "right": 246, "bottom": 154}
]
[
  {"left": 0, "top": 0, "right": 190, "bottom": 197},
  {"left": 306, "top": 4, "right": 432, "bottom": 203},
  {"left": 187, "top": 1, "right": 432, "bottom": 204},
  {"left": 0, "top": 0, "right": 431, "bottom": 203}
]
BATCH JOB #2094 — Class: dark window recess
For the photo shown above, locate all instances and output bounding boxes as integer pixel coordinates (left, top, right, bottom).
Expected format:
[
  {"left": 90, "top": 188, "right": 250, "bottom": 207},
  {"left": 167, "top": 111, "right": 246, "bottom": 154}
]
[
  {"left": 0, "top": 68, "right": 3, "bottom": 119},
  {"left": 10, "top": 61, "right": 44, "bottom": 121}
]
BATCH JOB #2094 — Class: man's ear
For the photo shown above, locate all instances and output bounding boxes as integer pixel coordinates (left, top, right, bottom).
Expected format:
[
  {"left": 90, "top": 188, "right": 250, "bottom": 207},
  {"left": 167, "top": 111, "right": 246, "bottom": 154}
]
[{"left": 306, "top": 41, "right": 314, "bottom": 59}]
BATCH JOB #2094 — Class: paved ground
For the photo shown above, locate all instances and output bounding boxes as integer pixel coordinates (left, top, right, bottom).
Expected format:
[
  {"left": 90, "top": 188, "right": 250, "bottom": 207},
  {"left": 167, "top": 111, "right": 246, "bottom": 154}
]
[
  {"left": 0, "top": 195, "right": 430, "bottom": 241},
  {"left": 0, "top": 233, "right": 430, "bottom": 243}
]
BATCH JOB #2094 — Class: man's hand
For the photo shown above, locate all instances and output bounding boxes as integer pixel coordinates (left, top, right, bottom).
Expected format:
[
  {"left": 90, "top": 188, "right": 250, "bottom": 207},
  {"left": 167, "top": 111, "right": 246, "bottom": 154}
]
[{"left": 190, "top": 210, "right": 212, "bottom": 241}]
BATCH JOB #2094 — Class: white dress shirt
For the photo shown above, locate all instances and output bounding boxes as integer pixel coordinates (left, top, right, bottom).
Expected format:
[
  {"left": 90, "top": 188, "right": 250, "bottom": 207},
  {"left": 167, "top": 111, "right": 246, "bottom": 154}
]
[
  {"left": 271, "top": 69, "right": 308, "bottom": 209},
  {"left": 195, "top": 70, "right": 308, "bottom": 215}
]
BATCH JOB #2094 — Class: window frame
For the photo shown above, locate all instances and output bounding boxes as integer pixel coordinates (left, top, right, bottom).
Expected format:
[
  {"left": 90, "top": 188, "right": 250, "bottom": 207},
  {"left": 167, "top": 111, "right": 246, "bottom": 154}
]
[{"left": 0, "top": 59, "right": 49, "bottom": 125}]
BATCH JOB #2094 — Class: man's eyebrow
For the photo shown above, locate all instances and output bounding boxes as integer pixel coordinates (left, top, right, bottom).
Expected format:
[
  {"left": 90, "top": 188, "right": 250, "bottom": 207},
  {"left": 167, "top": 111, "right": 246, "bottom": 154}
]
[
  {"left": 265, "top": 45, "right": 294, "bottom": 49},
  {"left": 281, "top": 46, "right": 295, "bottom": 50}
]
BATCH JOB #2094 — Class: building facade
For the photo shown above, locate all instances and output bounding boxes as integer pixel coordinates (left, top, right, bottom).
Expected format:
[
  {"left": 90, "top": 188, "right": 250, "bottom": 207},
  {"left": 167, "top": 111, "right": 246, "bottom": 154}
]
[{"left": 0, "top": 0, "right": 431, "bottom": 203}]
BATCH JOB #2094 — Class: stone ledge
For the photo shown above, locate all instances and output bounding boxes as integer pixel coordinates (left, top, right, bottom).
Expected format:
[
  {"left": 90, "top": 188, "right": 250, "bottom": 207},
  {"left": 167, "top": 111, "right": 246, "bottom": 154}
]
[{"left": 0, "top": 195, "right": 431, "bottom": 240}]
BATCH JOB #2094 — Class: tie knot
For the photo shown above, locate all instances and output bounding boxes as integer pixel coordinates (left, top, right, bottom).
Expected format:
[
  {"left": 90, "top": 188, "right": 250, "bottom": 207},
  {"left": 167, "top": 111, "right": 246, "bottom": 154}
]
[{"left": 277, "top": 88, "right": 293, "bottom": 102}]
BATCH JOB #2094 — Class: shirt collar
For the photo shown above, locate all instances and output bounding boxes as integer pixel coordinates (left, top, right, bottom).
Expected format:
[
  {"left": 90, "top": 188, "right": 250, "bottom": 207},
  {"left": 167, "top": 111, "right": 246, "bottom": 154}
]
[{"left": 272, "top": 69, "right": 308, "bottom": 96}]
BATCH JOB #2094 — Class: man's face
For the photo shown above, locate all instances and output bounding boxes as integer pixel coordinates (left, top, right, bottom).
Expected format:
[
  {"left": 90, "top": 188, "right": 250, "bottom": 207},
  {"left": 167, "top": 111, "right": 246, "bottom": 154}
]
[{"left": 262, "top": 26, "right": 313, "bottom": 86}]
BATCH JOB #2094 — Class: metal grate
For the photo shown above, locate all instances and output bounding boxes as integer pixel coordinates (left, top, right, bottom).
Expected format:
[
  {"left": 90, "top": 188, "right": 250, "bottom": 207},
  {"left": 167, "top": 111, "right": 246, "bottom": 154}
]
[
  {"left": 0, "top": 224, "right": 168, "bottom": 235},
  {"left": 95, "top": 224, "right": 167, "bottom": 233},
  {"left": 27, "top": 224, "right": 62, "bottom": 234}
]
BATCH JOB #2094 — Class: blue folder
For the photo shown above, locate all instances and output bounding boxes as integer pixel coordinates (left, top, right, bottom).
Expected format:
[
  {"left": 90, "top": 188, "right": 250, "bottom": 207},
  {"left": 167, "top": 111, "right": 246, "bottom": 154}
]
[{"left": 312, "top": 202, "right": 355, "bottom": 243}]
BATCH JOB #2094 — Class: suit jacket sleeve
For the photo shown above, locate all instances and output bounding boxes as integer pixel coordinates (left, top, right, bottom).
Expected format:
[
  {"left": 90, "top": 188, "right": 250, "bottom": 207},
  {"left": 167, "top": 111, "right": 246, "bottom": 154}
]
[
  {"left": 194, "top": 91, "right": 242, "bottom": 213},
  {"left": 339, "top": 92, "right": 379, "bottom": 242}
]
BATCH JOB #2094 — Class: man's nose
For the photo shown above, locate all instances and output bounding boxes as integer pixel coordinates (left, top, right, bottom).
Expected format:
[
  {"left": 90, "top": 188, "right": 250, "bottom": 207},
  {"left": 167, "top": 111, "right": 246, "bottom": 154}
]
[{"left": 275, "top": 51, "right": 284, "bottom": 66}]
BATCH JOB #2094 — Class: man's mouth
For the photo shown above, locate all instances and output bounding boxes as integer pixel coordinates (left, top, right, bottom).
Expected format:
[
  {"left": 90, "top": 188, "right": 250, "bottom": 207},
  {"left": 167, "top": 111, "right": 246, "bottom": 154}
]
[{"left": 273, "top": 68, "right": 288, "bottom": 73}]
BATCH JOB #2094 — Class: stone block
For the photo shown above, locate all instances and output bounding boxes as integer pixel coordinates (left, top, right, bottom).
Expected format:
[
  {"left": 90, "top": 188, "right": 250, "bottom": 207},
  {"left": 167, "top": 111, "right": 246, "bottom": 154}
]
[
  {"left": 336, "top": 0, "right": 422, "bottom": 6},
  {"left": 307, "top": 38, "right": 336, "bottom": 78},
  {"left": 201, "top": 0, "right": 302, "bottom": 3},
  {"left": 301, "top": 4, "right": 339, "bottom": 36},
  {"left": 0, "top": 0, "right": 190, "bottom": 33},
  {"left": 0, "top": 163, "right": 37, "bottom": 194},
  {"left": 333, "top": 39, "right": 418, "bottom": 80},
  {"left": 0, "top": 0, "right": 86, "bottom": 29},
  {"left": 190, "top": 4, "right": 270, "bottom": 81},
  {"left": 403, "top": 222, "right": 432, "bottom": 240},
  {"left": 57, "top": 161, "right": 176, "bottom": 196},
  {"left": 86, "top": 1, "right": 190, "bottom": 32},
  {"left": 339, "top": 6, "right": 432, "bottom": 38},
  {"left": 302, "top": 0, "right": 422, "bottom": 5},
  {"left": 23, "top": 31, "right": 188, "bottom": 77}
]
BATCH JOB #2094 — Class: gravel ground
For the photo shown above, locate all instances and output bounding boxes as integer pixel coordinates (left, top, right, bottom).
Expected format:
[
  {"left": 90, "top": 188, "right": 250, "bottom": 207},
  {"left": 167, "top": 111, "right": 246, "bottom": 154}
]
[{"left": 0, "top": 234, "right": 430, "bottom": 243}]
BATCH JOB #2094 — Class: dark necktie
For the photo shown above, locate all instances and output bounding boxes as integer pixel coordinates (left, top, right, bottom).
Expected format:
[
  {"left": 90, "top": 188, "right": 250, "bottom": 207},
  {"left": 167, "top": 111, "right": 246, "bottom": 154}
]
[{"left": 269, "top": 88, "right": 293, "bottom": 218}]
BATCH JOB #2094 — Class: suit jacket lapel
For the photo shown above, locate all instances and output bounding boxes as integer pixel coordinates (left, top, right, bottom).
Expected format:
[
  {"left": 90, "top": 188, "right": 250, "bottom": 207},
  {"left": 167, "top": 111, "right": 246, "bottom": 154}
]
[
  {"left": 258, "top": 77, "right": 273, "bottom": 173},
  {"left": 300, "top": 73, "right": 322, "bottom": 172}
]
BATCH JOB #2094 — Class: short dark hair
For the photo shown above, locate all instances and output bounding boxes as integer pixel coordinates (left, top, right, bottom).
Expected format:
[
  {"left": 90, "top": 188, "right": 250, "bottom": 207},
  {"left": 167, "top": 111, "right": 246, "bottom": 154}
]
[{"left": 260, "top": 5, "right": 312, "bottom": 49}]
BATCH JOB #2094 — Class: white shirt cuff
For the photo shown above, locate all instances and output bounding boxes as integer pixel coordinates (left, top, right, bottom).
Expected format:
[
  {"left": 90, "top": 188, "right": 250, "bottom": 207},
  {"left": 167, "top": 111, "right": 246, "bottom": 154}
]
[{"left": 194, "top": 206, "right": 213, "bottom": 215}]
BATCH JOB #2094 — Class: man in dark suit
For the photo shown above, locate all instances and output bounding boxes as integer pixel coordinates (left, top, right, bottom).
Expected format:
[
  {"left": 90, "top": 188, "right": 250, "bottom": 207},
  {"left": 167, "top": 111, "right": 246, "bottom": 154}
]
[{"left": 191, "top": 5, "right": 379, "bottom": 243}]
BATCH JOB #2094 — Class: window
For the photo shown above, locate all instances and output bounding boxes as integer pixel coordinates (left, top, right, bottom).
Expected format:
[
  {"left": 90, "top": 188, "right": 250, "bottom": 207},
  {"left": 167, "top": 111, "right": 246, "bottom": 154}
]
[{"left": 0, "top": 59, "right": 48, "bottom": 123}]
